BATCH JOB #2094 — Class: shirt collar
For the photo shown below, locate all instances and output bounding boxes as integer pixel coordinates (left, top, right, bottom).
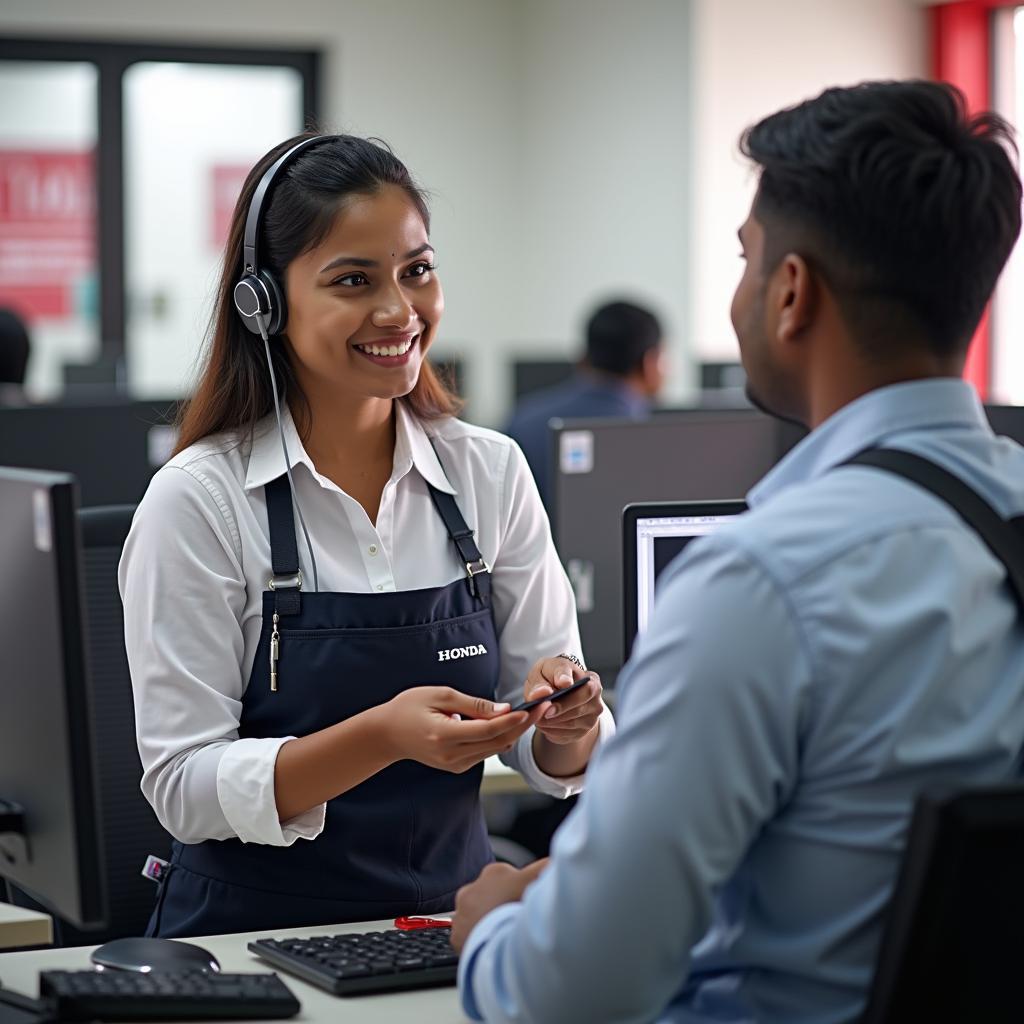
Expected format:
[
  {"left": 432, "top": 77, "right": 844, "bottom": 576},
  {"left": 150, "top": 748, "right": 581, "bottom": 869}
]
[
  {"left": 749, "top": 378, "right": 991, "bottom": 507},
  {"left": 243, "top": 400, "right": 457, "bottom": 495},
  {"left": 394, "top": 400, "right": 458, "bottom": 495},
  {"left": 244, "top": 404, "right": 310, "bottom": 491}
]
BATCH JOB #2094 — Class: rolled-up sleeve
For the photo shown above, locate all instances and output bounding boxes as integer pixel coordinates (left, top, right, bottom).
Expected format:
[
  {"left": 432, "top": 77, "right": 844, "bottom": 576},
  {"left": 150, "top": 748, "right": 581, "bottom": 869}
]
[
  {"left": 488, "top": 439, "right": 614, "bottom": 798},
  {"left": 459, "top": 537, "right": 811, "bottom": 1023},
  {"left": 118, "top": 465, "right": 325, "bottom": 846}
]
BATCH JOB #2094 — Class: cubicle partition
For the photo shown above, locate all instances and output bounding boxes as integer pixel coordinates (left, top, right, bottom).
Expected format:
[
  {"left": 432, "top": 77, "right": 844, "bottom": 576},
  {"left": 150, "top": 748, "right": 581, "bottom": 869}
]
[
  {"left": 0, "top": 400, "right": 179, "bottom": 507},
  {"left": 548, "top": 409, "right": 803, "bottom": 681}
]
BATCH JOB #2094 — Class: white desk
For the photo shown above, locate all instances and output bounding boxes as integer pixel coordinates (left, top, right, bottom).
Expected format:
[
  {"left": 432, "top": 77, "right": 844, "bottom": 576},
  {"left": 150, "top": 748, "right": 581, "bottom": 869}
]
[{"left": 0, "top": 918, "right": 470, "bottom": 1023}]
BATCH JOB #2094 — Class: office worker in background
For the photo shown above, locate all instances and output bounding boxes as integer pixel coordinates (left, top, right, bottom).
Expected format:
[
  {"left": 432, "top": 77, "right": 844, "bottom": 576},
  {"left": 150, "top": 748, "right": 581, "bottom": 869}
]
[
  {"left": 0, "top": 307, "right": 30, "bottom": 406},
  {"left": 118, "top": 132, "right": 612, "bottom": 938},
  {"left": 452, "top": 81, "right": 1024, "bottom": 1023},
  {"left": 504, "top": 300, "right": 664, "bottom": 507}
]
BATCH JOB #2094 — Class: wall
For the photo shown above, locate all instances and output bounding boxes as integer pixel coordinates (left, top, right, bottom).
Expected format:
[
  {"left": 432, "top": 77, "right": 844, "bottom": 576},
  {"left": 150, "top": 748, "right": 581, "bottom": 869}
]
[
  {"left": 690, "top": 0, "right": 929, "bottom": 362},
  {"left": 512, "top": 0, "right": 695, "bottom": 405}
]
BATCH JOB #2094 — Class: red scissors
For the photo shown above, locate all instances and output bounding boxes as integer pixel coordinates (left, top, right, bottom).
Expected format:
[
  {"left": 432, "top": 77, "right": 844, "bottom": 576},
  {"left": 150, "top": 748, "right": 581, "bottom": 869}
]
[{"left": 394, "top": 915, "right": 452, "bottom": 931}]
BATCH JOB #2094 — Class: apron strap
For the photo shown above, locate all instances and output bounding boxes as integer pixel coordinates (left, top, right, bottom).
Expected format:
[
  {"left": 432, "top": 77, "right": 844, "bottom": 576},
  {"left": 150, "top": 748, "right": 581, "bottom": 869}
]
[
  {"left": 426, "top": 484, "right": 492, "bottom": 603},
  {"left": 842, "top": 447, "right": 1024, "bottom": 612},
  {"left": 427, "top": 436, "right": 492, "bottom": 603},
  {"left": 262, "top": 443, "right": 492, "bottom": 607},
  {"left": 265, "top": 474, "right": 302, "bottom": 616}
]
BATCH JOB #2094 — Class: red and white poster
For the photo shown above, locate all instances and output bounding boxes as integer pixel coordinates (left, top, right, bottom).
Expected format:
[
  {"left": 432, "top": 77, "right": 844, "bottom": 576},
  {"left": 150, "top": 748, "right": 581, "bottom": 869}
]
[{"left": 0, "top": 149, "right": 95, "bottom": 321}]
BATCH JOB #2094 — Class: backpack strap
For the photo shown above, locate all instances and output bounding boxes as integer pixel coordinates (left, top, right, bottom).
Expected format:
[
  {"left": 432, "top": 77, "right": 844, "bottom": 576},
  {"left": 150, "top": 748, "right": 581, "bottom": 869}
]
[{"left": 842, "top": 448, "right": 1024, "bottom": 612}]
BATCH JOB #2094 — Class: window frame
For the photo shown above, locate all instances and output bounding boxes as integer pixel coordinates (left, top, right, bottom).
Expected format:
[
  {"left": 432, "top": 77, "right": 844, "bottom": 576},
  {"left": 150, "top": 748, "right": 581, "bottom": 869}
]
[{"left": 0, "top": 37, "right": 320, "bottom": 383}]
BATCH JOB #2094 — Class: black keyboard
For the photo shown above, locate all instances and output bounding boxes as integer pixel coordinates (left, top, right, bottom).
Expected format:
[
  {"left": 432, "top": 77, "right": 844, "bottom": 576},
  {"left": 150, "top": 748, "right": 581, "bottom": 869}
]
[
  {"left": 39, "top": 969, "right": 301, "bottom": 1020},
  {"left": 249, "top": 928, "right": 459, "bottom": 996}
]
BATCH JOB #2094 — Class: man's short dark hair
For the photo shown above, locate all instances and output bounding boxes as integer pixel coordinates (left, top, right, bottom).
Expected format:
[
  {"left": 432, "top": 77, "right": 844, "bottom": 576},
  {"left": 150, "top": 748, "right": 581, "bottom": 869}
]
[
  {"left": 740, "top": 80, "right": 1022, "bottom": 357},
  {"left": 585, "top": 300, "right": 662, "bottom": 377},
  {"left": 0, "top": 308, "right": 30, "bottom": 384}
]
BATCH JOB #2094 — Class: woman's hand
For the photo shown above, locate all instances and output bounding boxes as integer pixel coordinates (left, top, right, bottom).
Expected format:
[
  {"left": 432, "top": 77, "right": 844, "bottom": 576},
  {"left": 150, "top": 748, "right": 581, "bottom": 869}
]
[
  {"left": 378, "top": 687, "right": 546, "bottom": 773},
  {"left": 522, "top": 657, "right": 604, "bottom": 745}
]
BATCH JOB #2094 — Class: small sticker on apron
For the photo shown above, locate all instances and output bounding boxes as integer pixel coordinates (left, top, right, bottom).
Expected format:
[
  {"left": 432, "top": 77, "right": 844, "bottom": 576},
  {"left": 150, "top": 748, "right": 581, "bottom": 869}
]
[
  {"left": 33, "top": 489, "right": 52, "bottom": 552},
  {"left": 560, "top": 430, "right": 594, "bottom": 474},
  {"left": 141, "top": 854, "right": 170, "bottom": 883}
]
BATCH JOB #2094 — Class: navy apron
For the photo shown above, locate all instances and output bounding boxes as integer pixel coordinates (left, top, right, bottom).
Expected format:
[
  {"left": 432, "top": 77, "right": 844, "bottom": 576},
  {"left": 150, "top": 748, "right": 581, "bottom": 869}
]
[{"left": 148, "top": 468, "right": 499, "bottom": 938}]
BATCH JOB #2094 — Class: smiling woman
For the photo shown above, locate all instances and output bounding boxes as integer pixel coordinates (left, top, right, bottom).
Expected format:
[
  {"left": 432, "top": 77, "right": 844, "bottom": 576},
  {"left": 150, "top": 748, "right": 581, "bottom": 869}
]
[
  {"left": 117, "top": 131, "right": 614, "bottom": 940},
  {"left": 176, "top": 133, "right": 458, "bottom": 455}
]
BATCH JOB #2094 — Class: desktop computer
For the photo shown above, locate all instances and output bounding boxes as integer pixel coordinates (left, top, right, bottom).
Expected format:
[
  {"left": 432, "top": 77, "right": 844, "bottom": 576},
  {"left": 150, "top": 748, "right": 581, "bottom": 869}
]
[
  {"left": 0, "top": 400, "right": 179, "bottom": 507},
  {"left": 985, "top": 404, "right": 1024, "bottom": 445},
  {"left": 511, "top": 358, "right": 575, "bottom": 403},
  {"left": 549, "top": 409, "right": 798, "bottom": 679},
  {"left": 0, "top": 468, "right": 107, "bottom": 930},
  {"left": 622, "top": 500, "right": 747, "bottom": 662}
]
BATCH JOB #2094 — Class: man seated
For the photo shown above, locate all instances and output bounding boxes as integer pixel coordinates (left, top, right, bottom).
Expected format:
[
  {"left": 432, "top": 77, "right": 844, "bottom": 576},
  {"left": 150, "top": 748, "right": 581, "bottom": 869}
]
[
  {"left": 453, "top": 79, "right": 1024, "bottom": 1023},
  {"left": 504, "top": 299, "right": 664, "bottom": 509}
]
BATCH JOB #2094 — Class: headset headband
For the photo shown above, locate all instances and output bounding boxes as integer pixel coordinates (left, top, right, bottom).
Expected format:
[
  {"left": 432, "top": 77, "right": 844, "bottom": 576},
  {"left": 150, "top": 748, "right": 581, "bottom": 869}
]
[{"left": 241, "top": 135, "right": 330, "bottom": 276}]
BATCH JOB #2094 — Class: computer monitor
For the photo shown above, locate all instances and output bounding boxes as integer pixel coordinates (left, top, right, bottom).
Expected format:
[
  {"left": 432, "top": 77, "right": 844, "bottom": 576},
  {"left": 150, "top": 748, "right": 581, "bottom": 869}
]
[
  {"left": 549, "top": 409, "right": 798, "bottom": 679},
  {"left": 0, "top": 468, "right": 107, "bottom": 929},
  {"left": 622, "top": 500, "right": 747, "bottom": 662},
  {"left": 0, "top": 399, "right": 179, "bottom": 507},
  {"left": 512, "top": 358, "right": 576, "bottom": 402},
  {"left": 985, "top": 404, "right": 1024, "bottom": 445}
]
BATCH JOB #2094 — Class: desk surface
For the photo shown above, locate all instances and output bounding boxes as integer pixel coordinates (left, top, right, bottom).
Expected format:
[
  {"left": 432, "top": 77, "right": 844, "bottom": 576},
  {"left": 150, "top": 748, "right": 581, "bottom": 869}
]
[
  {"left": 0, "top": 918, "right": 469, "bottom": 1023},
  {"left": 0, "top": 903, "right": 52, "bottom": 950}
]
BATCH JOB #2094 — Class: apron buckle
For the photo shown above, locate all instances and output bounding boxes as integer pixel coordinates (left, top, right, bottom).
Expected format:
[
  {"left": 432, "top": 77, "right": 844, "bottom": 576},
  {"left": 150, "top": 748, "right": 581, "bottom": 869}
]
[
  {"left": 268, "top": 571, "right": 303, "bottom": 591},
  {"left": 465, "top": 559, "right": 490, "bottom": 598}
]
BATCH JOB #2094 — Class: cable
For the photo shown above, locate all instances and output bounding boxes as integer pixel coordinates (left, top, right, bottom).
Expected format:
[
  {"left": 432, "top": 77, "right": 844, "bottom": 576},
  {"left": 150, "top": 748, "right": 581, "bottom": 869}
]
[{"left": 257, "top": 315, "right": 320, "bottom": 593}]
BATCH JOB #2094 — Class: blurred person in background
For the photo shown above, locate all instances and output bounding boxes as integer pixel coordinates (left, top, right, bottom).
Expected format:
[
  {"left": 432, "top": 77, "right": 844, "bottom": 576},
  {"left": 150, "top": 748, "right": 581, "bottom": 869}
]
[
  {"left": 0, "top": 307, "right": 31, "bottom": 405},
  {"left": 504, "top": 299, "right": 664, "bottom": 508}
]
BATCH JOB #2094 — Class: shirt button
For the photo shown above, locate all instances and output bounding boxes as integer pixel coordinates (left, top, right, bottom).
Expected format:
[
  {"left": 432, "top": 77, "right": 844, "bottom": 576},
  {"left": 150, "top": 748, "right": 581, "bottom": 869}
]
[
  {"left": 376, "top": 584, "right": 384, "bottom": 591},
  {"left": 368, "top": 544, "right": 378, "bottom": 555}
]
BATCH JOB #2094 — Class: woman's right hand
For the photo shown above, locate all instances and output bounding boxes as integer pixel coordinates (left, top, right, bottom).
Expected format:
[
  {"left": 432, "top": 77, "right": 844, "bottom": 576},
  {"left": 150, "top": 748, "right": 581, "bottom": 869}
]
[{"left": 377, "top": 687, "right": 544, "bottom": 773}]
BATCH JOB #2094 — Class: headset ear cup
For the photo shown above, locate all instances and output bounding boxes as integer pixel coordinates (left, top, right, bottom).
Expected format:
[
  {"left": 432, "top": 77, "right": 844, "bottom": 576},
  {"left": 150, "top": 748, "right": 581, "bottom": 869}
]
[{"left": 259, "top": 271, "right": 287, "bottom": 336}]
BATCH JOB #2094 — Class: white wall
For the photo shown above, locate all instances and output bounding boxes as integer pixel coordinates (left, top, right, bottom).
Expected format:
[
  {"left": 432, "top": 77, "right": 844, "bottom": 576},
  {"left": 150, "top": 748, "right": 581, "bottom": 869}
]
[
  {"left": 512, "top": 0, "right": 695, "bottom": 404},
  {"left": 992, "top": 5, "right": 1024, "bottom": 405},
  {"left": 691, "top": 0, "right": 929, "bottom": 362}
]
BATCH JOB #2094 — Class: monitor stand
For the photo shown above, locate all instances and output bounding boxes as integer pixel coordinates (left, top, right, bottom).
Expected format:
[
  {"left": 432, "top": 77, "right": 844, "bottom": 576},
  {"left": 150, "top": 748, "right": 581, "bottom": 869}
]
[{"left": 0, "top": 801, "right": 28, "bottom": 869}]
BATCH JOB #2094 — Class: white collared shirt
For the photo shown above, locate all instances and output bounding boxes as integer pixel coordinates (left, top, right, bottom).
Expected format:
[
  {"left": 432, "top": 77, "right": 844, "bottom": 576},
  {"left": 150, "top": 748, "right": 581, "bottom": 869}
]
[{"left": 119, "top": 400, "right": 613, "bottom": 846}]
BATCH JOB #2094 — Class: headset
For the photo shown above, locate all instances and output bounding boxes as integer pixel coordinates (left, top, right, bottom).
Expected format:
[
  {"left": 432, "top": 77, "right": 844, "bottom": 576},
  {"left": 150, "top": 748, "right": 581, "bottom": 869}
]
[{"left": 232, "top": 135, "right": 332, "bottom": 593}]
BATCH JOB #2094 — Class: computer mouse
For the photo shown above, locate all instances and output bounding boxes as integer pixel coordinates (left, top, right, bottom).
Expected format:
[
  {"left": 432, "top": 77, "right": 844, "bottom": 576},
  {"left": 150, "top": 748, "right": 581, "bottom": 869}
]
[{"left": 90, "top": 937, "right": 221, "bottom": 973}]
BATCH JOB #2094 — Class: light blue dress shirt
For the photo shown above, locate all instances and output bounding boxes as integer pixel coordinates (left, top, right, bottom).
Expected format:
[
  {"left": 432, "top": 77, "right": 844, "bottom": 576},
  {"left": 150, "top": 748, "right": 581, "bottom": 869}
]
[{"left": 459, "top": 379, "right": 1024, "bottom": 1024}]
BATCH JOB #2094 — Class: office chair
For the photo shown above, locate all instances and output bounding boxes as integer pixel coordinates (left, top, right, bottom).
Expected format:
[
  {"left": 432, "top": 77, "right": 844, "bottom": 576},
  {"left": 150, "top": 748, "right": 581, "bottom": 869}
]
[{"left": 861, "top": 784, "right": 1024, "bottom": 1024}]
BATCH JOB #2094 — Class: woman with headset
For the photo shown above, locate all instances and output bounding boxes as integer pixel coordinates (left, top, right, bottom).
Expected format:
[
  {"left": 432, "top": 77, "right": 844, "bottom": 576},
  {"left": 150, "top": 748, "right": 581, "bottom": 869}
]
[{"left": 119, "top": 133, "right": 612, "bottom": 938}]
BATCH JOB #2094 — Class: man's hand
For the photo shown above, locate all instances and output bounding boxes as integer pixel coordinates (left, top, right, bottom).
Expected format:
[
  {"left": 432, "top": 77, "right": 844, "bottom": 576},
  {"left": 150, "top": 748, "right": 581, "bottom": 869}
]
[{"left": 450, "top": 858, "right": 549, "bottom": 953}]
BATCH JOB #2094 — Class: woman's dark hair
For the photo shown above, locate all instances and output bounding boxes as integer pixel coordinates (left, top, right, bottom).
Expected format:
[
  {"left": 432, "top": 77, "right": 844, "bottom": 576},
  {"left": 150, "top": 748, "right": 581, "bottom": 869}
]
[
  {"left": 740, "top": 80, "right": 1022, "bottom": 358},
  {"left": 585, "top": 300, "right": 662, "bottom": 377},
  {"left": 175, "top": 131, "right": 461, "bottom": 455}
]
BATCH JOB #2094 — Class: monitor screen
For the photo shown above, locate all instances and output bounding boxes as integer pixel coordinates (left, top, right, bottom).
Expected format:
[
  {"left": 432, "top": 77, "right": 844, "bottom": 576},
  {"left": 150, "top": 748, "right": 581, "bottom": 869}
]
[
  {"left": 623, "top": 501, "right": 747, "bottom": 662},
  {"left": 0, "top": 467, "right": 106, "bottom": 929}
]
